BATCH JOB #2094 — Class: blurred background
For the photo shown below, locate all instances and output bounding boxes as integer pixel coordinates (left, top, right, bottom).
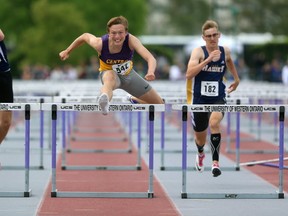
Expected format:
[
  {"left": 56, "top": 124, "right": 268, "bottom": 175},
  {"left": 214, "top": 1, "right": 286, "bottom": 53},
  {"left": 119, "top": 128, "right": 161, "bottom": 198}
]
[{"left": 1, "top": 0, "right": 288, "bottom": 83}]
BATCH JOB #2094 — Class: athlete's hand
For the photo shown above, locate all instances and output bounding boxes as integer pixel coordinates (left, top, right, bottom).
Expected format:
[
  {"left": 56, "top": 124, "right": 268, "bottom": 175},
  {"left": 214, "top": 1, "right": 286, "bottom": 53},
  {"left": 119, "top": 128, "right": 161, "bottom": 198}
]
[
  {"left": 209, "top": 50, "right": 221, "bottom": 62},
  {"left": 227, "top": 80, "right": 239, "bottom": 93},
  {"left": 59, "top": 50, "right": 69, "bottom": 61},
  {"left": 145, "top": 72, "right": 155, "bottom": 81}
]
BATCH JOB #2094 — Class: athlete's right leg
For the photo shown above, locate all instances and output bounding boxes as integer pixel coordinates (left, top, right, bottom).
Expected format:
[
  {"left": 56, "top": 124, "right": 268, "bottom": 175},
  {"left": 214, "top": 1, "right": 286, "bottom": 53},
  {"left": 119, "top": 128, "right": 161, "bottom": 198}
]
[
  {"left": 0, "top": 111, "right": 12, "bottom": 144},
  {"left": 99, "top": 70, "right": 120, "bottom": 100},
  {"left": 194, "top": 130, "right": 207, "bottom": 172},
  {"left": 99, "top": 70, "right": 120, "bottom": 115},
  {"left": 191, "top": 112, "right": 209, "bottom": 172}
]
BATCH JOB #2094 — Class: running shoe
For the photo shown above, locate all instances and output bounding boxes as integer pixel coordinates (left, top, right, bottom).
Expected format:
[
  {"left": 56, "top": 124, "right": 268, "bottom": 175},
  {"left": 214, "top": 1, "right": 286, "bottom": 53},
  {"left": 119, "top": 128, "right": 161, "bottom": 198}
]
[
  {"left": 212, "top": 162, "right": 221, "bottom": 177},
  {"left": 99, "top": 93, "right": 109, "bottom": 115},
  {"left": 126, "top": 94, "right": 139, "bottom": 104},
  {"left": 195, "top": 152, "right": 205, "bottom": 172}
]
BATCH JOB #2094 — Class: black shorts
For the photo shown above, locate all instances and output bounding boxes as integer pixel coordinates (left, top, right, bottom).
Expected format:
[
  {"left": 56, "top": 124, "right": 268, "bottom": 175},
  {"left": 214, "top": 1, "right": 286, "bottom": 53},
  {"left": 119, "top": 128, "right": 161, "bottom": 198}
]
[
  {"left": 190, "top": 98, "right": 226, "bottom": 132},
  {"left": 0, "top": 71, "right": 14, "bottom": 103}
]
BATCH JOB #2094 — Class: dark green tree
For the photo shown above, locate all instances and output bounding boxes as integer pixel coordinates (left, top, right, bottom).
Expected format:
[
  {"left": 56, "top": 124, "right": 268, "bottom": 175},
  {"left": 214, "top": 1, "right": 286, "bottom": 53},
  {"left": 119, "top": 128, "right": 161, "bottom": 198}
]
[
  {"left": 17, "top": 0, "right": 88, "bottom": 67},
  {"left": 0, "top": 0, "right": 147, "bottom": 76},
  {"left": 233, "top": 0, "right": 288, "bottom": 34},
  {"left": 165, "top": 0, "right": 210, "bottom": 35}
]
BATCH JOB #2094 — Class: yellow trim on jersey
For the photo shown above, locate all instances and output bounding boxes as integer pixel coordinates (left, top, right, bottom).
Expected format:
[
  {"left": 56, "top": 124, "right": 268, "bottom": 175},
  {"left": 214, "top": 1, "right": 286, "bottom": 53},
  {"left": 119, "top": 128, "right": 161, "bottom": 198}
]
[
  {"left": 99, "top": 59, "right": 133, "bottom": 75},
  {"left": 186, "top": 79, "right": 193, "bottom": 104},
  {"left": 99, "top": 59, "right": 113, "bottom": 71}
]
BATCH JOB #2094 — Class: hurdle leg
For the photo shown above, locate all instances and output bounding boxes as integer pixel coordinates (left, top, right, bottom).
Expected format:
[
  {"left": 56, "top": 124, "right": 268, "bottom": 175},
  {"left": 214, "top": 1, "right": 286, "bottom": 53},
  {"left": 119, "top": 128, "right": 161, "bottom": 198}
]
[
  {"left": 148, "top": 106, "right": 155, "bottom": 198},
  {"left": 160, "top": 111, "right": 165, "bottom": 170},
  {"left": 136, "top": 112, "right": 142, "bottom": 170},
  {"left": 235, "top": 111, "right": 240, "bottom": 170},
  {"left": 128, "top": 111, "right": 133, "bottom": 153},
  {"left": 51, "top": 105, "right": 58, "bottom": 197},
  {"left": 39, "top": 109, "right": 44, "bottom": 169},
  {"left": 181, "top": 106, "right": 188, "bottom": 198},
  {"left": 24, "top": 105, "right": 32, "bottom": 197},
  {"left": 277, "top": 106, "right": 285, "bottom": 197},
  {"left": 61, "top": 111, "right": 66, "bottom": 169}
]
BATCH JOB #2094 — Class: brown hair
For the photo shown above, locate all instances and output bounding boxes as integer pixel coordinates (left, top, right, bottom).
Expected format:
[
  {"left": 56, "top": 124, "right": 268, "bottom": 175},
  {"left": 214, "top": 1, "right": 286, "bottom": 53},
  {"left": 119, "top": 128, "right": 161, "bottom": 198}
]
[
  {"left": 106, "top": 16, "right": 128, "bottom": 32},
  {"left": 201, "top": 20, "right": 219, "bottom": 35}
]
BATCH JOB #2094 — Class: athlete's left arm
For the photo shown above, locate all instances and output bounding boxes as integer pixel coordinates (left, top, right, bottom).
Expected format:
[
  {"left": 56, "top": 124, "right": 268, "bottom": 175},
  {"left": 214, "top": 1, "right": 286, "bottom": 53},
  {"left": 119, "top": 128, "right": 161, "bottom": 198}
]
[
  {"left": 129, "top": 34, "right": 156, "bottom": 81},
  {"left": 0, "top": 29, "right": 5, "bottom": 41},
  {"left": 225, "top": 47, "right": 240, "bottom": 93}
]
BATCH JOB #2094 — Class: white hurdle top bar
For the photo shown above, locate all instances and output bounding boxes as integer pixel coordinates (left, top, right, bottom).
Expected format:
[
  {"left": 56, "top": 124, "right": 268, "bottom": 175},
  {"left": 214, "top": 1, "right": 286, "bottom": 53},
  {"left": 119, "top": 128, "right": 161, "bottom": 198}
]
[
  {"left": 0, "top": 103, "right": 41, "bottom": 111},
  {"left": 42, "top": 103, "right": 165, "bottom": 112},
  {"left": 14, "top": 96, "right": 53, "bottom": 103},
  {"left": 172, "top": 104, "right": 282, "bottom": 113}
]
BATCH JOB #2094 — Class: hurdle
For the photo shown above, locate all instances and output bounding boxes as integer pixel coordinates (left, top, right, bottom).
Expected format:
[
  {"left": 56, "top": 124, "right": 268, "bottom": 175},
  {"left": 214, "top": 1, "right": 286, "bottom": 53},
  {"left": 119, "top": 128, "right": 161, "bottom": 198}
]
[
  {"left": 53, "top": 96, "right": 144, "bottom": 171},
  {"left": 225, "top": 96, "right": 282, "bottom": 154},
  {"left": 159, "top": 97, "right": 245, "bottom": 171},
  {"left": 154, "top": 98, "right": 197, "bottom": 171},
  {"left": 53, "top": 96, "right": 131, "bottom": 153},
  {"left": 0, "top": 103, "right": 40, "bottom": 197},
  {"left": 172, "top": 104, "right": 285, "bottom": 199},
  {"left": 1, "top": 96, "right": 52, "bottom": 170},
  {"left": 42, "top": 103, "right": 164, "bottom": 198}
]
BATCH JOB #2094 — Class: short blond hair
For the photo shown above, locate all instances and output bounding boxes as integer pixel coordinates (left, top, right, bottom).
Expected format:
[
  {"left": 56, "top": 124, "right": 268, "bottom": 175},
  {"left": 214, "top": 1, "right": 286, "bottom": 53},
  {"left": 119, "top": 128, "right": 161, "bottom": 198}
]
[{"left": 202, "top": 20, "right": 219, "bottom": 35}]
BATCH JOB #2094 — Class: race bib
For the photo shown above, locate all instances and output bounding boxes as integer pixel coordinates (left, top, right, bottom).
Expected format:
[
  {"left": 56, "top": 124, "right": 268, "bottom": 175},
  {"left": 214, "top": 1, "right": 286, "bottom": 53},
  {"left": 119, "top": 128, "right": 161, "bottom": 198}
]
[
  {"left": 200, "top": 81, "right": 219, "bottom": 96},
  {"left": 112, "top": 60, "right": 133, "bottom": 75}
]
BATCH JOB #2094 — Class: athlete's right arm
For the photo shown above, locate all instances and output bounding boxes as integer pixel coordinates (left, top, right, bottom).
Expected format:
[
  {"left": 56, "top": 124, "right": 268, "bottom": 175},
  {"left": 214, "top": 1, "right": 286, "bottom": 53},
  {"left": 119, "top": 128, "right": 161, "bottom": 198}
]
[
  {"left": 186, "top": 47, "right": 208, "bottom": 80},
  {"left": 186, "top": 47, "right": 219, "bottom": 80},
  {"left": 59, "top": 33, "right": 101, "bottom": 61}
]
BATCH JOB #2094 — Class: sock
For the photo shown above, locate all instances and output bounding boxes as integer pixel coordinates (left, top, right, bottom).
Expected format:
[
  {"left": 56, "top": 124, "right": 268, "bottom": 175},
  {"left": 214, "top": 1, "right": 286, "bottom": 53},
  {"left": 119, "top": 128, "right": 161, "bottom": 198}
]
[
  {"left": 196, "top": 142, "right": 204, "bottom": 154},
  {"left": 210, "top": 133, "right": 221, "bottom": 161}
]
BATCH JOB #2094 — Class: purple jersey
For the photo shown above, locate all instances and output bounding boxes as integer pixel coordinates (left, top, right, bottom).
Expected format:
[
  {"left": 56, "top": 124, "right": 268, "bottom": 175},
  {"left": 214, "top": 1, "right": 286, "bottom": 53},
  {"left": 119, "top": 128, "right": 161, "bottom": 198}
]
[{"left": 99, "top": 34, "right": 134, "bottom": 71}]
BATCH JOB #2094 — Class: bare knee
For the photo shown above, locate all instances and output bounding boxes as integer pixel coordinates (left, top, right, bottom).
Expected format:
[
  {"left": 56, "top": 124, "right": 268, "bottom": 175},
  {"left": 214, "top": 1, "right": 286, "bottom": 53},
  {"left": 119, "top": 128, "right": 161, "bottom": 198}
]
[
  {"left": 195, "top": 131, "right": 207, "bottom": 145},
  {"left": 209, "top": 120, "right": 220, "bottom": 133},
  {"left": 0, "top": 119, "right": 11, "bottom": 131}
]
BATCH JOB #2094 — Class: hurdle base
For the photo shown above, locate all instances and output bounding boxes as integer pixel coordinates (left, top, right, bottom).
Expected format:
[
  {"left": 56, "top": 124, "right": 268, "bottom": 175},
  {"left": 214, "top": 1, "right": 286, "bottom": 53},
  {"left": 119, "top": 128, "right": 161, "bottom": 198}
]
[
  {"left": 226, "top": 149, "right": 279, "bottom": 154},
  {"left": 66, "top": 148, "right": 132, "bottom": 154},
  {"left": 51, "top": 191, "right": 57, "bottom": 197},
  {"left": 1, "top": 165, "right": 44, "bottom": 170},
  {"left": 61, "top": 165, "right": 141, "bottom": 171},
  {"left": 154, "top": 149, "right": 198, "bottom": 154},
  {"left": 181, "top": 192, "right": 284, "bottom": 199},
  {"left": 278, "top": 192, "right": 285, "bottom": 199},
  {"left": 0, "top": 189, "right": 32, "bottom": 197},
  {"left": 160, "top": 166, "right": 240, "bottom": 171},
  {"left": 51, "top": 191, "right": 153, "bottom": 198},
  {"left": 181, "top": 192, "right": 187, "bottom": 199},
  {"left": 71, "top": 136, "right": 127, "bottom": 142}
]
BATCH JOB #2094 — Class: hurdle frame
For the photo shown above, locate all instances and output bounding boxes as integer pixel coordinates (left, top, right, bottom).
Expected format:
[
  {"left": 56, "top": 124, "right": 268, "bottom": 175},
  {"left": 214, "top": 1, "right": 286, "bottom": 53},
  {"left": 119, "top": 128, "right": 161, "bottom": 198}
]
[
  {"left": 53, "top": 97, "right": 143, "bottom": 171},
  {"left": 54, "top": 96, "right": 133, "bottom": 154},
  {"left": 172, "top": 104, "right": 285, "bottom": 199},
  {"left": 1, "top": 96, "right": 52, "bottom": 170},
  {"left": 60, "top": 110, "right": 142, "bottom": 171},
  {"left": 225, "top": 97, "right": 285, "bottom": 154},
  {"left": 0, "top": 103, "right": 41, "bottom": 197},
  {"left": 160, "top": 97, "right": 246, "bottom": 171},
  {"left": 42, "top": 103, "right": 165, "bottom": 198}
]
